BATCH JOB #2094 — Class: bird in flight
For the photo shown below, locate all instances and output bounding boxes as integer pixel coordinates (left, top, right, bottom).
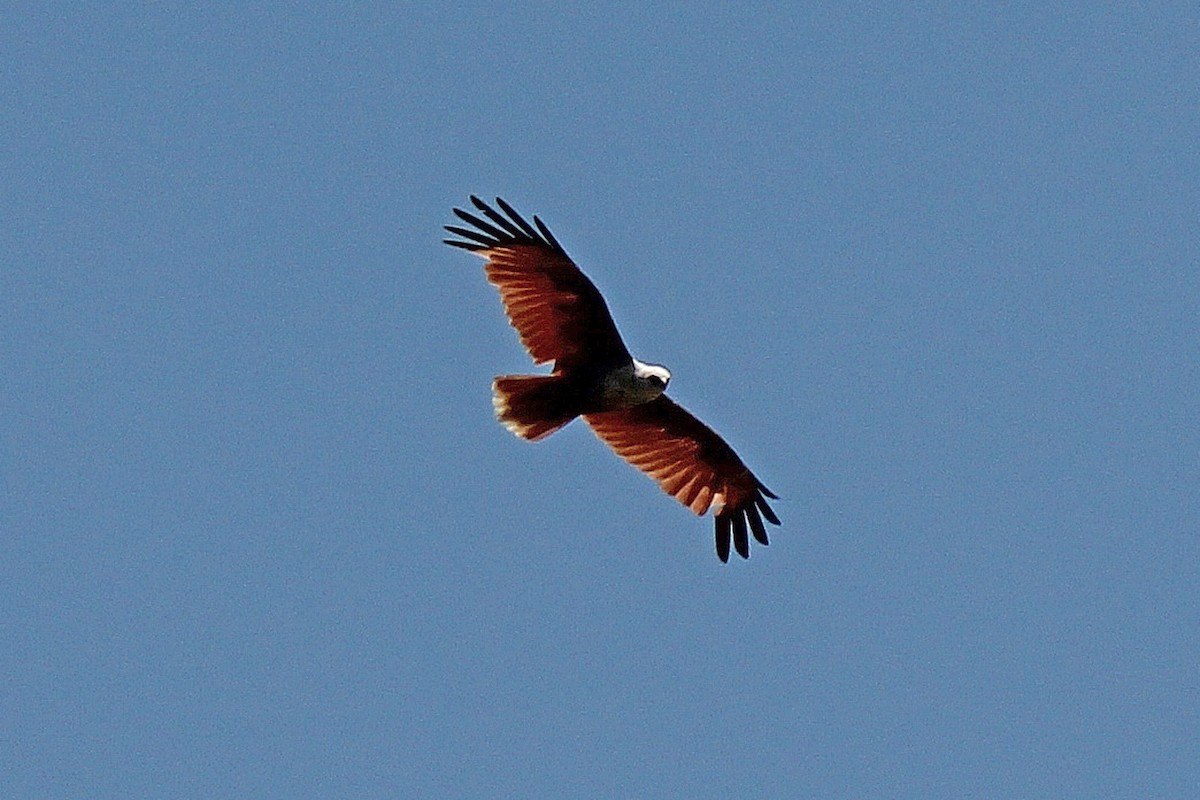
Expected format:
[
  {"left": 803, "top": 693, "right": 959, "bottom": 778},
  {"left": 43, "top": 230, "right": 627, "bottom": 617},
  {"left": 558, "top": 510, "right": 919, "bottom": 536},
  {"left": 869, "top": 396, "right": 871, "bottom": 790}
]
[{"left": 444, "top": 197, "right": 780, "bottom": 562}]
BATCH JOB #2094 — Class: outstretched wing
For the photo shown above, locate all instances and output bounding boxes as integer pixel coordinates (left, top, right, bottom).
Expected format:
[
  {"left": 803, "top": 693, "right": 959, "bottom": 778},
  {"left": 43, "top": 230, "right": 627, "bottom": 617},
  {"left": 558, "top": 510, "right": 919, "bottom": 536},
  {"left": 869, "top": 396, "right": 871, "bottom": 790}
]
[
  {"left": 585, "top": 396, "right": 780, "bottom": 562},
  {"left": 444, "top": 196, "right": 630, "bottom": 369}
]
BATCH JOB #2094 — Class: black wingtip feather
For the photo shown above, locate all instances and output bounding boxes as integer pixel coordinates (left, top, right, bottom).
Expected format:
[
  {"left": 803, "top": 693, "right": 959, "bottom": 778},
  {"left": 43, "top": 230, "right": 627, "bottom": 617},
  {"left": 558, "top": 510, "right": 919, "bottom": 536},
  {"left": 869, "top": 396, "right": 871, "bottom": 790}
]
[
  {"left": 444, "top": 225, "right": 496, "bottom": 246},
  {"left": 754, "top": 493, "right": 781, "bottom": 526},
  {"left": 732, "top": 514, "right": 749, "bottom": 559},
  {"left": 494, "top": 197, "right": 540, "bottom": 239},
  {"left": 746, "top": 504, "right": 769, "bottom": 546},
  {"left": 443, "top": 238, "right": 484, "bottom": 251},
  {"left": 534, "top": 215, "right": 564, "bottom": 253},
  {"left": 473, "top": 197, "right": 525, "bottom": 239},
  {"left": 715, "top": 516, "right": 732, "bottom": 563}
]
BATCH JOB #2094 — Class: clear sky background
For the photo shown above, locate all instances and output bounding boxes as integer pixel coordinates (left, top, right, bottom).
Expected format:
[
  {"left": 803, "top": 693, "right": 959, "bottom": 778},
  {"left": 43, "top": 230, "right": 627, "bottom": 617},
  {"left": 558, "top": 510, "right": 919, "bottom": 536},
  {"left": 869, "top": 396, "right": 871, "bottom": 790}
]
[{"left": 3, "top": 4, "right": 1197, "bottom": 798}]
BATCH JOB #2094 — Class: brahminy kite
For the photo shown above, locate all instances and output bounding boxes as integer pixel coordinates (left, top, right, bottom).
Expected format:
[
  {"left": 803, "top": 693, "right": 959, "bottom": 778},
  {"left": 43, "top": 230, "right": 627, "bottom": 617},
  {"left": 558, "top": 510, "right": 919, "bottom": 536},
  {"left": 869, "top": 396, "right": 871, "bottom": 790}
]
[{"left": 445, "top": 197, "right": 780, "bottom": 562}]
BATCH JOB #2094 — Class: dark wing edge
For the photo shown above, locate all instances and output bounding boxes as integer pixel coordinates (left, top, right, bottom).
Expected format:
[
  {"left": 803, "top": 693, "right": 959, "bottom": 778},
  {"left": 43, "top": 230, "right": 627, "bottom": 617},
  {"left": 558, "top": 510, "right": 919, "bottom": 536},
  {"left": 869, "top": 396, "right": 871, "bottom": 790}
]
[
  {"left": 714, "top": 477, "right": 780, "bottom": 563},
  {"left": 443, "top": 195, "right": 570, "bottom": 260}
]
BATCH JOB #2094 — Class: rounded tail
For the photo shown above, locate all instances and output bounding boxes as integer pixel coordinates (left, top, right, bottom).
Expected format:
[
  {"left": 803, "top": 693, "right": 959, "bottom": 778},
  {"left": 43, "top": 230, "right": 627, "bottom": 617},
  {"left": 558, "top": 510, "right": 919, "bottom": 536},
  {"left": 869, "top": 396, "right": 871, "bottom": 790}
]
[{"left": 492, "top": 375, "right": 579, "bottom": 441}]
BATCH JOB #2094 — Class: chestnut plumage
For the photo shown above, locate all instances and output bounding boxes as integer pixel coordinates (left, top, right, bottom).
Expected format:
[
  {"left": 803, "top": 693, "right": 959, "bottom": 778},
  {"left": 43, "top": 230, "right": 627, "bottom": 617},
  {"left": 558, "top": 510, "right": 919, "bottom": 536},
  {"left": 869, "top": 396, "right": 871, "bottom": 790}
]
[{"left": 445, "top": 196, "right": 779, "bottom": 562}]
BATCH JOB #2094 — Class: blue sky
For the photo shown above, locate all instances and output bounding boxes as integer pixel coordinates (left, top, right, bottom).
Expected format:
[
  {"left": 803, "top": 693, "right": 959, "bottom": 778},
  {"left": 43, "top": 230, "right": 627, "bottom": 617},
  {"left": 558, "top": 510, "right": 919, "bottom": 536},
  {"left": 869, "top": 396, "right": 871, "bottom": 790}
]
[{"left": 3, "top": 4, "right": 1198, "bottom": 797}]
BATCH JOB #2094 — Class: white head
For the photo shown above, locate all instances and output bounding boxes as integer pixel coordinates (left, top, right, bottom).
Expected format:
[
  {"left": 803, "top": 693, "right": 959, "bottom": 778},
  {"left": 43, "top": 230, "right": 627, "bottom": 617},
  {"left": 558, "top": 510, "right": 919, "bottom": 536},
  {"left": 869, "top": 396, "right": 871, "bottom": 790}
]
[
  {"left": 601, "top": 358, "right": 672, "bottom": 409},
  {"left": 633, "top": 358, "right": 671, "bottom": 397}
]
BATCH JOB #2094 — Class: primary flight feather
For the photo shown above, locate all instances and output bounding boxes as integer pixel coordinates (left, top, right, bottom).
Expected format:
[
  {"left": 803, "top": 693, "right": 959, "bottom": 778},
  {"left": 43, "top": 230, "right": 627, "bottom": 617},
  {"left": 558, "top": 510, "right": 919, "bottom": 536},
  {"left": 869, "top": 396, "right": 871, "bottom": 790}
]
[{"left": 445, "top": 196, "right": 779, "bottom": 562}]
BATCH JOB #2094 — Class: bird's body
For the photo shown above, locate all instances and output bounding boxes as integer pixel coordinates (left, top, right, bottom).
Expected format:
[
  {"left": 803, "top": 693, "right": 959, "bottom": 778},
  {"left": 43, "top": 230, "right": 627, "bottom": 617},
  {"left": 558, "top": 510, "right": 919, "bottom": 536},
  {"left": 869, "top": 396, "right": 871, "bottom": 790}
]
[{"left": 445, "top": 196, "right": 779, "bottom": 562}]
